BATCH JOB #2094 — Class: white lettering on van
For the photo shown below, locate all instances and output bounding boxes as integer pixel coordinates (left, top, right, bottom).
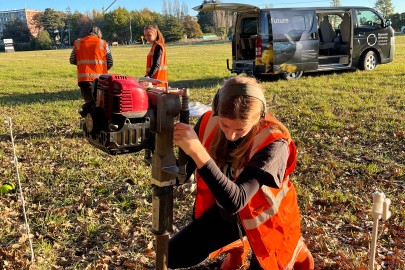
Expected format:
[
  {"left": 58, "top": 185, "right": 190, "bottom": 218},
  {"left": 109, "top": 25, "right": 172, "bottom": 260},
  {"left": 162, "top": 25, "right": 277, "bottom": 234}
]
[
  {"left": 378, "top": 32, "right": 389, "bottom": 45},
  {"left": 270, "top": 18, "right": 289, "bottom": 24}
]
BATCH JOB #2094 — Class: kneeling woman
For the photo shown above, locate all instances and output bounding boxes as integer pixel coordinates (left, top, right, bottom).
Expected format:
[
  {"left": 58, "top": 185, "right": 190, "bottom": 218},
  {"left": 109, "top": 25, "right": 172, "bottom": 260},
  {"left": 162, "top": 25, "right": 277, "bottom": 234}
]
[{"left": 170, "top": 76, "right": 314, "bottom": 270}]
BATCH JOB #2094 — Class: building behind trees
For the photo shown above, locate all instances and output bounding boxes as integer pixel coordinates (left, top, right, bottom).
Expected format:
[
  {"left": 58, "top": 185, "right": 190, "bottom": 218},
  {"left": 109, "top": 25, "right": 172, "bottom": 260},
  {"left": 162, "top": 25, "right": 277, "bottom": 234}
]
[{"left": 0, "top": 9, "right": 41, "bottom": 39}]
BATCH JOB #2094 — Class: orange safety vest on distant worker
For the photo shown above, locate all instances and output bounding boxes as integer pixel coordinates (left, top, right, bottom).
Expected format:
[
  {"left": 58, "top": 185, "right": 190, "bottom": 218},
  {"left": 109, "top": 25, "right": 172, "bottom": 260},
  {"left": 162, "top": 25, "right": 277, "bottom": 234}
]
[
  {"left": 194, "top": 111, "right": 303, "bottom": 270},
  {"left": 146, "top": 42, "right": 167, "bottom": 86},
  {"left": 74, "top": 35, "right": 108, "bottom": 82}
]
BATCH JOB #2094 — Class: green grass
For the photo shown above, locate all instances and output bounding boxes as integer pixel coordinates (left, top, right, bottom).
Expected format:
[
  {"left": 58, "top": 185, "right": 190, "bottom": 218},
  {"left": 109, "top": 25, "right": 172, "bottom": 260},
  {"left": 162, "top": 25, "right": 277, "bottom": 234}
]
[{"left": 0, "top": 38, "right": 404, "bottom": 269}]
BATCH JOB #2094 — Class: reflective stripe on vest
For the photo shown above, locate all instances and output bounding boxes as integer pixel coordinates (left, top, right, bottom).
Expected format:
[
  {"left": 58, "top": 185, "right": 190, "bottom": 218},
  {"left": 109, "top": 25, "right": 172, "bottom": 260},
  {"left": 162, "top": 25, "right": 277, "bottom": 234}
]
[
  {"left": 242, "top": 180, "right": 290, "bottom": 230},
  {"left": 77, "top": 60, "right": 107, "bottom": 65},
  {"left": 284, "top": 237, "right": 306, "bottom": 270},
  {"left": 146, "top": 66, "right": 167, "bottom": 71},
  {"left": 193, "top": 111, "right": 218, "bottom": 219},
  {"left": 74, "top": 36, "right": 107, "bottom": 82},
  {"left": 78, "top": 73, "right": 101, "bottom": 79}
]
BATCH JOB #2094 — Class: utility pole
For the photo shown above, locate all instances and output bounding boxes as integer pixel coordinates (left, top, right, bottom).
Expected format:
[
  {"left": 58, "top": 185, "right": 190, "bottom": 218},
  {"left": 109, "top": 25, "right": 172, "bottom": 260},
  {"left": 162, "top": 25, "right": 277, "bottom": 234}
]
[{"left": 129, "top": 16, "right": 132, "bottom": 43}]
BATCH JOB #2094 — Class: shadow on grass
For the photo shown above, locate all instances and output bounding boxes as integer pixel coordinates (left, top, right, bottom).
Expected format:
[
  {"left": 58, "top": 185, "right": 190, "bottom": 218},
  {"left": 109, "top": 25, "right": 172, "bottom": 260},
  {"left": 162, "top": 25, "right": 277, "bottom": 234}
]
[
  {"left": 0, "top": 89, "right": 81, "bottom": 105},
  {"left": 170, "top": 70, "right": 357, "bottom": 87},
  {"left": 256, "top": 69, "right": 357, "bottom": 82}
]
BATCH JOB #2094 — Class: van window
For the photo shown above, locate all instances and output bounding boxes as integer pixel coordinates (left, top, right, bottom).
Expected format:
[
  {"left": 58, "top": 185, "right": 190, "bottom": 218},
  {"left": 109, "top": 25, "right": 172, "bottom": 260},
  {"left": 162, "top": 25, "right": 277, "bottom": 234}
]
[
  {"left": 242, "top": 17, "right": 258, "bottom": 35},
  {"left": 320, "top": 14, "right": 343, "bottom": 30},
  {"left": 271, "top": 11, "right": 314, "bottom": 42},
  {"left": 355, "top": 9, "right": 383, "bottom": 31}
]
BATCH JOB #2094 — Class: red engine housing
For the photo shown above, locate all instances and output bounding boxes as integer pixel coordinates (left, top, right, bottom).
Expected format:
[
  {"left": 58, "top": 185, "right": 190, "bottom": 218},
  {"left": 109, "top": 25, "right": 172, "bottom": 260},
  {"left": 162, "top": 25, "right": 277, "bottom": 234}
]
[{"left": 95, "top": 74, "right": 149, "bottom": 120}]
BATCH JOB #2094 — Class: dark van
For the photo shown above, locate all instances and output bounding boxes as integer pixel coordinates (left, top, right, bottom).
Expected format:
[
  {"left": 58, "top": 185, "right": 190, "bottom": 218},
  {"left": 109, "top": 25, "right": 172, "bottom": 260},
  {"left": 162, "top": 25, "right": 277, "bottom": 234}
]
[{"left": 193, "top": 3, "right": 395, "bottom": 79}]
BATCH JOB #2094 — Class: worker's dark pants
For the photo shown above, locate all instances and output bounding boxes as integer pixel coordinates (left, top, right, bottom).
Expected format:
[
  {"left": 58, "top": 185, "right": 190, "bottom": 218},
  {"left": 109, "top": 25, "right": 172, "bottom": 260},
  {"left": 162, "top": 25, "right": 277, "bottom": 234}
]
[
  {"left": 78, "top": 81, "right": 94, "bottom": 103},
  {"left": 168, "top": 205, "right": 262, "bottom": 269}
]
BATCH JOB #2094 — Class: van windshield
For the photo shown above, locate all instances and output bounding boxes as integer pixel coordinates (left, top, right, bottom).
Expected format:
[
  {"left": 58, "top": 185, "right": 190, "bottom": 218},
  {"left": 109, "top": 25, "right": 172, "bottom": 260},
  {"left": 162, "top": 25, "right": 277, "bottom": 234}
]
[{"left": 355, "top": 9, "right": 384, "bottom": 30}]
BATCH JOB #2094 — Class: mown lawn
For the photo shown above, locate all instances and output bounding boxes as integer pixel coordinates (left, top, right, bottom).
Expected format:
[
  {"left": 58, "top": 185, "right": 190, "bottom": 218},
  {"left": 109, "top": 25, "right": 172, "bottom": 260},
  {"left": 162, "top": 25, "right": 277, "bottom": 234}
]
[{"left": 0, "top": 37, "right": 404, "bottom": 270}]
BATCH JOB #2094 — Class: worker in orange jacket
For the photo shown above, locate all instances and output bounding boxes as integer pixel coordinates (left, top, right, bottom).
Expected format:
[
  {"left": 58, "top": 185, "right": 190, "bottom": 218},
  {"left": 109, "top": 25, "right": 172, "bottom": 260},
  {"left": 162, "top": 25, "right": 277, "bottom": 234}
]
[
  {"left": 170, "top": 76, "right": 314, "bottom": 269},
  {"left": 143, "top": 25, "right": 167, "bottom": 87},
  {"left": 69, "top": 26, "right": 113, "bottom": 104}
]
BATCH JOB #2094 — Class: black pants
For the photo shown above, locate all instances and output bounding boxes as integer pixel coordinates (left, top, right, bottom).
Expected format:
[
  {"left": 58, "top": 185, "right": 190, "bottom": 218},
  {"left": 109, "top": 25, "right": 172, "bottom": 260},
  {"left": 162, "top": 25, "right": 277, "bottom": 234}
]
[
  {"left": 78, "top": 81, "right": 94, "bottom": 103},
  {"left": 168, "top": 205, "right": 262, "bottom": 269}
]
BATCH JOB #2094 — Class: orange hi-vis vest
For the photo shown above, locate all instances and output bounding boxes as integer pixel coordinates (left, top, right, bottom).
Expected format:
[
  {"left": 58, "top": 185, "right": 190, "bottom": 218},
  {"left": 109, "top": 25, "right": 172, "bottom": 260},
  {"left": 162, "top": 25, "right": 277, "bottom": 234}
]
[
  {"left": 194, "top": 111, "right": 303, "bottom": 270},
  {"left": 74, "top": 35, "right": 108, "bottom": 82},
  {"left": 146, "top": 42, "right": 167, "bottom": 86}
]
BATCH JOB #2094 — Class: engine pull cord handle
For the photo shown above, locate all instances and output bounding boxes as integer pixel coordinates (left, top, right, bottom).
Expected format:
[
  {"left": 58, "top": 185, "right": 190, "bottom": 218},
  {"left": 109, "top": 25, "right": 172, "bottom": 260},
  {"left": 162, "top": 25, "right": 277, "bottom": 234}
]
[
  {"left": 177, "top": 88, "right": 189, "bottom": 184},
  {"left": 368, "top": 191, "right": 392, "bottom": 270}
]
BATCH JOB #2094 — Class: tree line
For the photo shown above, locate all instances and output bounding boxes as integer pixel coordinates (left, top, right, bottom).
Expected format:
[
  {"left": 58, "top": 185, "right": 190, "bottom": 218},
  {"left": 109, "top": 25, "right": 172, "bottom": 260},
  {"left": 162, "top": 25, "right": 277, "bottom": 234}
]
[
  {"left": 1, "top": 0, "right": 404, "bottom": 51},
  {"left": 1, "top": 6, "right": 210, "bottom": 51}
]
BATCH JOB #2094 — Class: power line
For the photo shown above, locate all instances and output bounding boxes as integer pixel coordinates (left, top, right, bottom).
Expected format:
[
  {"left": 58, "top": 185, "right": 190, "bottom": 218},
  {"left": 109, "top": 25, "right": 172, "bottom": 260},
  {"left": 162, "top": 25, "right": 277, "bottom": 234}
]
[{"left": 104, "top": 0, "right": 118, "bottom": 14}]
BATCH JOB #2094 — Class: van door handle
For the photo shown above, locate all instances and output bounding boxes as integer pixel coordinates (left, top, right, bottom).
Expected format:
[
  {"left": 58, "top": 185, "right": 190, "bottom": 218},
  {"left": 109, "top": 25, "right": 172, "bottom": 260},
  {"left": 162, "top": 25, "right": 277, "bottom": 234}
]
[{"left": 311, "top": 32, "right": 316, "bottom": 39}]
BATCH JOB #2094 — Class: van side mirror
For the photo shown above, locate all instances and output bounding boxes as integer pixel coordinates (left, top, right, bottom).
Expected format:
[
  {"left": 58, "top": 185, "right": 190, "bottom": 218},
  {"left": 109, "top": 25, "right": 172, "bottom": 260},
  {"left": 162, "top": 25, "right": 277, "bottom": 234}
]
[{"left": 384, "top": 19, "right": 391, "bottom": 28}]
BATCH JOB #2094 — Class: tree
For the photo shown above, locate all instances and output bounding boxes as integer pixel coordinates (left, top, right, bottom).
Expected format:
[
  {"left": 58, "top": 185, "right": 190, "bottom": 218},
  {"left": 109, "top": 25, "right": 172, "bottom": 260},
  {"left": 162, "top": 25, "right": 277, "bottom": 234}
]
[
  {"left": 197, "top": 10, "right": 215, "bottom": 33},
  {"left": 330, "top": 0, "right": 340, "bottom": 7},
  {"left": 2, "top": 19, "right": 31, "bottom": 43},
  {"left": 31, "top": 30, "right": 53, "bottom": 50},
  {"left": 130, "top": 9, "right": 164, "bottom": 42},
  {"left": 173, "top": 0, "right": 181, "bottom": 19},
  {"left": 160, "top": 15, "right": 185, "bottom": 42},
  {"left": 32, "top": 12, "right": 44, "bottom": 35},
  {"left": 162, "top": 0, "right": 168, "bottom": 15},
  {"left": 41, "top": 8, "right": 65, "bottom": 40},
  {"left": 64, "top": 11, "right": 92, "bottom": 45},
  {"left": 181, "top": 2, "right": 188, "bottom": 17},
  {"left": 389, "top": 12, "right": 405, "bottom": 31},
  {"left": 197, "top": 0, "right": 229, "bottom": 34},
  {"left": 374, "top": 0, "right": 395, "bottom": 18},
  {"left": 103, "top": 7, "right": 131, "bottom": 44},
  {"left": 182, "top": 15, "right": 203, "bottom": 38}
]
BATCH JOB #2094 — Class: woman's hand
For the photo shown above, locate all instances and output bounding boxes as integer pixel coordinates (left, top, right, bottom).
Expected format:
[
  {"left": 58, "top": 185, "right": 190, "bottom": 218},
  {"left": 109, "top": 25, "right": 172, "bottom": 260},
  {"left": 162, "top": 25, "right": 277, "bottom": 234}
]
[
  {"left": 173, "top": 123, "right": 200, "bottom": 155},
  {"left": 173, "top": 122, "right": 211, "bottom": 168}
]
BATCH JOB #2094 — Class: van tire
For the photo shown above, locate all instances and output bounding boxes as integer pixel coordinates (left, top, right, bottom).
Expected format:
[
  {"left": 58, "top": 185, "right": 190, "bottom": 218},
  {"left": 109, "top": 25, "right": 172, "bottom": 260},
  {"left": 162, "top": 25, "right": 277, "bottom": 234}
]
[
  {"left": 360, "top": 51, "right": 378, "bottom": 71},
  {"left": 281, "top": 71, "right": 303, "bottom": 80}
]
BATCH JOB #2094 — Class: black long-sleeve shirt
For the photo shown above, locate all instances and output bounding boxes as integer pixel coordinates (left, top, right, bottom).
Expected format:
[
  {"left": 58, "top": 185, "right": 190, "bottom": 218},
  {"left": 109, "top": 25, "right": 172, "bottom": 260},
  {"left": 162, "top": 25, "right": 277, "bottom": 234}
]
[
  {"left": 146, "top": 44, "right": 163, "bottom": 78},
  {"left": 187, "top": 115, "right": 289, "bottom": 215}
]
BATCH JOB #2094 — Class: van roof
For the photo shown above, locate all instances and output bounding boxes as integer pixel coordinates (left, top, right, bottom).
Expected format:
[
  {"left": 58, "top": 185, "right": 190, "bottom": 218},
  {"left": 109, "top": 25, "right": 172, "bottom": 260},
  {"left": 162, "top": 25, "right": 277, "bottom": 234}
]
[{"left": 193, "top": 3, "right": 377, "bottom": 13}]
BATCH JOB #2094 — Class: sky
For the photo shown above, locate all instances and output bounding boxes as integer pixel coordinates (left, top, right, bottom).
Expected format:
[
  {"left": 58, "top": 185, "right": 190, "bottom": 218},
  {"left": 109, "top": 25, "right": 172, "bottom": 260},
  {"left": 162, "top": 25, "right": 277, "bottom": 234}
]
[{"left": 2, "top": 0, "right": 405, "bottom": 16}]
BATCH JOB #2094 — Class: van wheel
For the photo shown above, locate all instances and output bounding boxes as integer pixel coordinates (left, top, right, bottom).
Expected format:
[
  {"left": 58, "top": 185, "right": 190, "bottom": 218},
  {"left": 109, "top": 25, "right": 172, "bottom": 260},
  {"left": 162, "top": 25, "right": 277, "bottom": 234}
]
[
  {"left": 360, "top": 51, "right": 378, "bottom": 71},
  {"left": 281, "top": 71, "right": 303, "bottom": 80}
]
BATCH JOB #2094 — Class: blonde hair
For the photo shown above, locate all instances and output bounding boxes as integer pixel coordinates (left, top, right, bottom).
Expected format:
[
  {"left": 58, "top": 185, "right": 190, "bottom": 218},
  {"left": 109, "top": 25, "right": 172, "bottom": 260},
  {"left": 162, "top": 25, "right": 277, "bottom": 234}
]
[
  {"left": 88, "top": 26, "right": 102, "bottom": 38},
  {"left": 144, "top": 24, "right": 165, "bottom": 44},
  {"left": 210, "top": 76, "right": 290, "bottom": 169}
]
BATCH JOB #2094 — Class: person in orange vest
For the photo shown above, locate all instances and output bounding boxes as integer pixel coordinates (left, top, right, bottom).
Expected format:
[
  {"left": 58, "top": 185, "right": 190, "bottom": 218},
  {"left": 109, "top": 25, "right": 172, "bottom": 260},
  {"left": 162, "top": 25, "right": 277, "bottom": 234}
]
[
  {"left": 170, "top": 76, "right": 314, "bottom": 270},
  {"left": 69, "top": 26, "right": 113, "bottom": 104},
  {"left": 143, "top": 25, "right": 167, "bottom": 87}
]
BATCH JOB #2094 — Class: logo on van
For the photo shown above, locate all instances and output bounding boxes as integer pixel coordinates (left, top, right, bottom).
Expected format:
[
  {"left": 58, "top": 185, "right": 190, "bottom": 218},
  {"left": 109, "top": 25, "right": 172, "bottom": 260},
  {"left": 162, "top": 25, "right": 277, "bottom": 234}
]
[
  {"left": 271, "top": 18, "right": 289, "bottom": 24},
  {"left": 367, "top": 34, "right": 377, "bottom": 46}
]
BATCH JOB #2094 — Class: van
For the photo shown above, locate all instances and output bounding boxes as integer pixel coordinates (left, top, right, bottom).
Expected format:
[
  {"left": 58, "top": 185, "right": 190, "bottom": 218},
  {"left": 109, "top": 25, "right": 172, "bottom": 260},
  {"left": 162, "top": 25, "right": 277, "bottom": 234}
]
[{"left": 193, "top": 4, "right": 395, "bottom": 79}]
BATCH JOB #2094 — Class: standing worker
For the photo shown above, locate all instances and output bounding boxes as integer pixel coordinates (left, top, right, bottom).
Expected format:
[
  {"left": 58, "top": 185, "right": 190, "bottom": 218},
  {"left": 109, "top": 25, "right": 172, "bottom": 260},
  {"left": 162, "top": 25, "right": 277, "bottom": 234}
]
[
  {"left": 170, "top": 76, "right": 314, "bottom": 270},
  {"left": 143, "top": 25, "right": 167, "bottom": 87},
  {"left": 69, "top": 26, "right": 113, "bottom": 104}
]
